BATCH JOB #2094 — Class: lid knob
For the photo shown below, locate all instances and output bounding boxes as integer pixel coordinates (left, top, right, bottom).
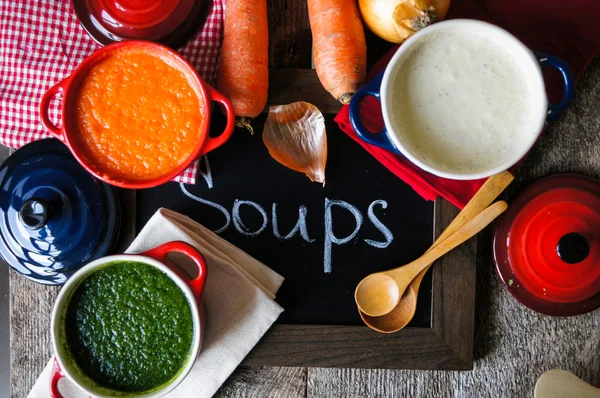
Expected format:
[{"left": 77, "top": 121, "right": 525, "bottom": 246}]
[
  {"left": 557, "top": 233, "right": 590, "bottom": 264},
  {"left": 19, "top": 198, "right": 52, "bottom": 230}
]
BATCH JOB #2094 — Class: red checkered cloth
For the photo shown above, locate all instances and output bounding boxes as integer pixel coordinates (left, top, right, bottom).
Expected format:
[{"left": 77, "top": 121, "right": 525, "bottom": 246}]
[{"left": 0, "top": 0, "right": 225, "bottom": 184}]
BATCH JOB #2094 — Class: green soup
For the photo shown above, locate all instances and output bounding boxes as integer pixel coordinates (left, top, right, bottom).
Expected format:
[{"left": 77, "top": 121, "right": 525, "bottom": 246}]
[{"left": 65, "top": 261, "right": 194, "bottom": 393}]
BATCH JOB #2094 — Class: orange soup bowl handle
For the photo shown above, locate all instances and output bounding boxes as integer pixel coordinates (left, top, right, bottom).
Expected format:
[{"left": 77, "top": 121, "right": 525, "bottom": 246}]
[
  {"left": 200, "top": 86, "right": 236, "bottom": 156},
  {"left": 39, "top": 79, "right": 70, "bottom": 141},
  {"left": 50, "top": 357, "right": 66, "bottom": 398},
  {"left": 140, "top": 241, "right": 208, "bottom": 304}
]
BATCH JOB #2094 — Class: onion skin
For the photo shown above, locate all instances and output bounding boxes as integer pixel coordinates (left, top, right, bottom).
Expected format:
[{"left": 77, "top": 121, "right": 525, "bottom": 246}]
[
  {"left": 263, "top": 102, "right": 327, "bottom": 184},
  {"left": 359, "top": 0, "right": 451, "bottom": 43}
]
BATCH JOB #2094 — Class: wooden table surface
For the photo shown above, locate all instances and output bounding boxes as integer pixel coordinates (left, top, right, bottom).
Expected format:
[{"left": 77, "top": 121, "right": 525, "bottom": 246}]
[{"left": 10, "top": 1, "right": 600, "bottom": 397}]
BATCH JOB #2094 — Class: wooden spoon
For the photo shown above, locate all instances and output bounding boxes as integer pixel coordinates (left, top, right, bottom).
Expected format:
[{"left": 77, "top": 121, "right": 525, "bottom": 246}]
[
  {"left": 355, "top": 200, "right": 508, "bottom": 317},
  {"left": 359, "top": 170, "right": 514, "bottom": 332},
  {"left": 535, "top": 369, "right": 600, "bottom": 398},
  {"left": 359, "top": 266, "right": 429, "bottom": 332}
]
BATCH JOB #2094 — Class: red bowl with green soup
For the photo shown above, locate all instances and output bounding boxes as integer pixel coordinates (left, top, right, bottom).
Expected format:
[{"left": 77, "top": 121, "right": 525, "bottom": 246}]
[{"left": 50, "top": 241, "right": 207, "bottom": 397}]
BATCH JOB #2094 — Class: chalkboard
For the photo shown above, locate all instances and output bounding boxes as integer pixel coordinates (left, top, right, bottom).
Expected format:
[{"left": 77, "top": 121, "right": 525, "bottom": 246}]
[{"left": 137, "top": 112, "right": 434, "bottom": 326}]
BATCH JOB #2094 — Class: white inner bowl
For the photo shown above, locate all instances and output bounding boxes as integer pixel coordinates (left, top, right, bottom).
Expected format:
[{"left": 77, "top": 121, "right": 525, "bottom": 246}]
[{"left": 380, "top": 19, "right": 548, "bottom": 180}]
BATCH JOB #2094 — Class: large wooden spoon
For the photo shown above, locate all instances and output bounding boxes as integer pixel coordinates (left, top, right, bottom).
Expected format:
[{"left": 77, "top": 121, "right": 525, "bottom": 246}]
[
  {"left": 359, "top": 171, "right": 514, "bottom": 332},
  {"left": 355, "top": 200, "right": 508, "bottom": 317}
]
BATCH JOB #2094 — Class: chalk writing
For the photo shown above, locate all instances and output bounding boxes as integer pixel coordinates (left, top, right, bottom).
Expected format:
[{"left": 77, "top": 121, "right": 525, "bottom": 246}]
[
  {"left": 324, "top": 199, "right": 364, "bottom": 273},
  {"left": 272, "top": 204, "right": 314, "bottom": 242},
  {"left": 179, "top": 156, "right": 395, "bottom": 274},
  {"left": 233, "top": 200, "right": 269, "bottom": 236},
  {"left": 364, "top": 200, "right": 394, "bottom": 249},
  {"left": 198, "top": 156, "right": 213, "bottom": 189},
  {"left": 179, "top": 182, "right": 231, "bottom": 233}
]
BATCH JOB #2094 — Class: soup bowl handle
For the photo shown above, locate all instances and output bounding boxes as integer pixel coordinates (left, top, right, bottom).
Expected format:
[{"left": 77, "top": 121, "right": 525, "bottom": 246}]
[
  {"left": 40, "top": 78, "right": 70, "bottom": 142},
  {"left": 50, "top": 357, "right": 70, "bottom": 398},
  {"left": 348, "top": 72, "right": 396, "bottom": 152},
  {"left": 200, "top": 86, "right": 236, "bottom": 156},
  {"left": 140, "top": 241, "right": 208, "bottom": 304},
  {"left": 534, "top": 52, "right": 575, "bottom": 122}
]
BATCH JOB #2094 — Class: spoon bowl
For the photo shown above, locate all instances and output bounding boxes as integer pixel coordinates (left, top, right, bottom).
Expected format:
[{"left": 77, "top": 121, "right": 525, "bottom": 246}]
[
  {"left": 355, "top": 273, "right": 400, "bottom": 317},
  {"left": 359, "top": 266, "right": 428, "bottom": 333}
]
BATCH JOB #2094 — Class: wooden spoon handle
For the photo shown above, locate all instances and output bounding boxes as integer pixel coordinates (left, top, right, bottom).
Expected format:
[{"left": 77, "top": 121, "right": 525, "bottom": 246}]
[
  {"left": 433, "top": 171, "right": 513, "bottom": 246},
  {"left": 414, "top": 172, "right": 514, "bottom": 291},
  {"left": 393, "top": 201, "right": 508, "bottom": 280},
  {"left": 409, "top": 264, "right": 431, "bottom": 292}
]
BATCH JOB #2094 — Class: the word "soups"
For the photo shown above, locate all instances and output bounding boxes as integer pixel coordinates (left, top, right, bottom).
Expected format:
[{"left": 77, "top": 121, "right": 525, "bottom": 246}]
[{"left": 180, "top": 157, "right": 395, "bottom": 273}]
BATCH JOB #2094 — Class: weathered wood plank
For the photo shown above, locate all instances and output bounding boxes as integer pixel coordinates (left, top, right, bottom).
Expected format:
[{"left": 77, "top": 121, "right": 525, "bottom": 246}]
[
  {"left": 266, "top": 69, "right": 342, "bottom": 114},
  {"left": 216, "top": 367, "right": 306, "bottom": 398},
  {"left": 307, "top": 368, "right": 456, "bottom": 398},
  {"left": 9, "top": 271, "right": 58, "bottom": 398},
  {"left": 267, "top": 0, "right": 311, "bottom": 69}
]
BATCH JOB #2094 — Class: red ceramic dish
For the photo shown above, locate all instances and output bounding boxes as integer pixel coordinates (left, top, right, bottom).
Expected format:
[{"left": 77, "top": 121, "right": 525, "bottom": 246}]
[
  {"left": 50, "top": 241, "right": 207, "bottom": 397},
  {"left": 39, "top": 41, "right": 234, "bottom": 189},
  {"left": 493, "top": 174, "right": 600, "bottom": 316},
  {"left": 72, "top": 0, "right": 208, "bottom": 48}
]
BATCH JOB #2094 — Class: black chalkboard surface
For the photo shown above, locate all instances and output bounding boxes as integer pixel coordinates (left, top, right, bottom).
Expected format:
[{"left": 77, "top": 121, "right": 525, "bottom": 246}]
[{"left": 137, "top": 113, "right": 434, "bottom": 326}]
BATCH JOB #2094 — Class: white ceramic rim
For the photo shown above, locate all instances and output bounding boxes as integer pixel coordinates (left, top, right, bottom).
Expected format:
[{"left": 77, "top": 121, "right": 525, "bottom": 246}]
[
  {"left": 51, "top": 254, "right": 202, "bottom": 398},
  {"left": 380, "top": 19, "right": 549, "bottom": 180}
]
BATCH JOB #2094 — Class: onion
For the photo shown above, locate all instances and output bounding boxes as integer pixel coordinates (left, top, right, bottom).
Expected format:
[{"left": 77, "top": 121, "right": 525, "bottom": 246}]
[
  {"left": 263, "top": 102, "right": 328, "bottom": 185},
  {"left": 358, "top": 0, "right": 451, "bottom": 44}
]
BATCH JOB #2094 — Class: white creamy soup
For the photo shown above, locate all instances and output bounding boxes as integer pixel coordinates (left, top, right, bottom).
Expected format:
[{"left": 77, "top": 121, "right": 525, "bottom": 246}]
[{"left": 390, "top": 31, "right": 535, "bottom": 174}]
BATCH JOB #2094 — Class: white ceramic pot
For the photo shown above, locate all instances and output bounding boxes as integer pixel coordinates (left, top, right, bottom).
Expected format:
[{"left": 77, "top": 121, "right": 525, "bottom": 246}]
[
  {"left": 349, "top": 19, "right": 574, "bottom": 180},
  {"left": 50, "top": 241, "right": 207, "bottom": 398}
]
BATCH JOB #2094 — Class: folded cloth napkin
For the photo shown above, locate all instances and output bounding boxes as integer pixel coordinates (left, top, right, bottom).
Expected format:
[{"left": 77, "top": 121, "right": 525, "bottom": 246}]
[
  {"left": 0, "top": 1, "right": 225, "bottom": 184},
  {"left": 335, "top": 0, "right": 600, "bottom": 208},
  {"left": 28, "top": 208, "right": 284, "bottom": 398}
]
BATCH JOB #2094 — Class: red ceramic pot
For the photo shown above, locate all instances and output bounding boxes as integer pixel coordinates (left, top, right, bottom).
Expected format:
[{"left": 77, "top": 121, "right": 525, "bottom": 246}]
[
  {"left": 50, "top": 241, "right": 208, "bottom": 397},
  {"left": 493, "top": 174, "right": 600, "bottom": 316},
  {"left": 40, "top": 41, "right": 234, "bottom": 189},
  {"left": 72, "top": 0, "right": 207, "bottom": 48}
]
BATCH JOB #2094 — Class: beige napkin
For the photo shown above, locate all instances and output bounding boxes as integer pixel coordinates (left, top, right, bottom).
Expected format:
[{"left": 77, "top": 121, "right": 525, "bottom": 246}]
[{"left": 28, "top": 208, "right": 284, "bottom": 398}]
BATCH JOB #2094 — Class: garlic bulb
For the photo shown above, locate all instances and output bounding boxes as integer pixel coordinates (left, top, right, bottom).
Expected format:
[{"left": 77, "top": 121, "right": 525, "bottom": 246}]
[{"left": 359, "top": 0, "right": 451, "bottom": 43}]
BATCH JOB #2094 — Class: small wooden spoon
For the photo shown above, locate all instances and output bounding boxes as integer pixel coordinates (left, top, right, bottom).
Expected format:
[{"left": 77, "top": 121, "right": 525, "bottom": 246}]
[
  {"left": 359, "top": 266, "right": 429, "bottom": 332},
  {"left": 535, "top": 369, "right": 600, "bottom": 398},
  {"left": 355, "top": 200, "right": 508, "bottom": 317},
  {"left": 359, "top": 170, "right": 514, "bottom": 332}
]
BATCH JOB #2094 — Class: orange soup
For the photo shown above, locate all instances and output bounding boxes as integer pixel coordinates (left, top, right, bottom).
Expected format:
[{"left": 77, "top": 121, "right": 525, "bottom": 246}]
[{"left": 74, "top": 47, "right": 204, "bottom": 181}]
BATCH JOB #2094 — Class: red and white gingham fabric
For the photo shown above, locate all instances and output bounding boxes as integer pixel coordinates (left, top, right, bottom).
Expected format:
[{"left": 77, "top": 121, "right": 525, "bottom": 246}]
[{"left": 0, "top": 0, "right": 225, "bottom": 184}]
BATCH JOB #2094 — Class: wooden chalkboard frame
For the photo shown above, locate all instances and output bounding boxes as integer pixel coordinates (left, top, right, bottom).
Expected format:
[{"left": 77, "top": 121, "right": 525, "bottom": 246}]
[
  {"left": 242, "top": 199, "right": 476, "bottom": 370},
  {"left": 238, "top": 70, "right": 477, "bottom": 370}
]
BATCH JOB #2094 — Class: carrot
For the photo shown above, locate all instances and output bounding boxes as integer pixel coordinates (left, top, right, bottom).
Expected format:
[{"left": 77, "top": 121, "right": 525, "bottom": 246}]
[
  {"left": 217, "top": 0, "right": 269, "bottom": 133},
  {"left": 308, "top": 0, "right": 367, "bottom": 104}
]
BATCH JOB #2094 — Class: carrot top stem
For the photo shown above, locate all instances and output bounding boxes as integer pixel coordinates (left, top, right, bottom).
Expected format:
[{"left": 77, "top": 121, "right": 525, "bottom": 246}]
[
  {"left": 339, "top": 92, "right": 355, "bottom": 105},
  {"left": 236, "top": 116, "right": 255, "bottom": 135}
]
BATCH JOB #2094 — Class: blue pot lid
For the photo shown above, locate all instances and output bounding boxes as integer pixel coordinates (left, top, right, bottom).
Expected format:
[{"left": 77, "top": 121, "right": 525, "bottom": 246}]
[{"left": 0, "top": 139, "right": 121, "bottom": 285}]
